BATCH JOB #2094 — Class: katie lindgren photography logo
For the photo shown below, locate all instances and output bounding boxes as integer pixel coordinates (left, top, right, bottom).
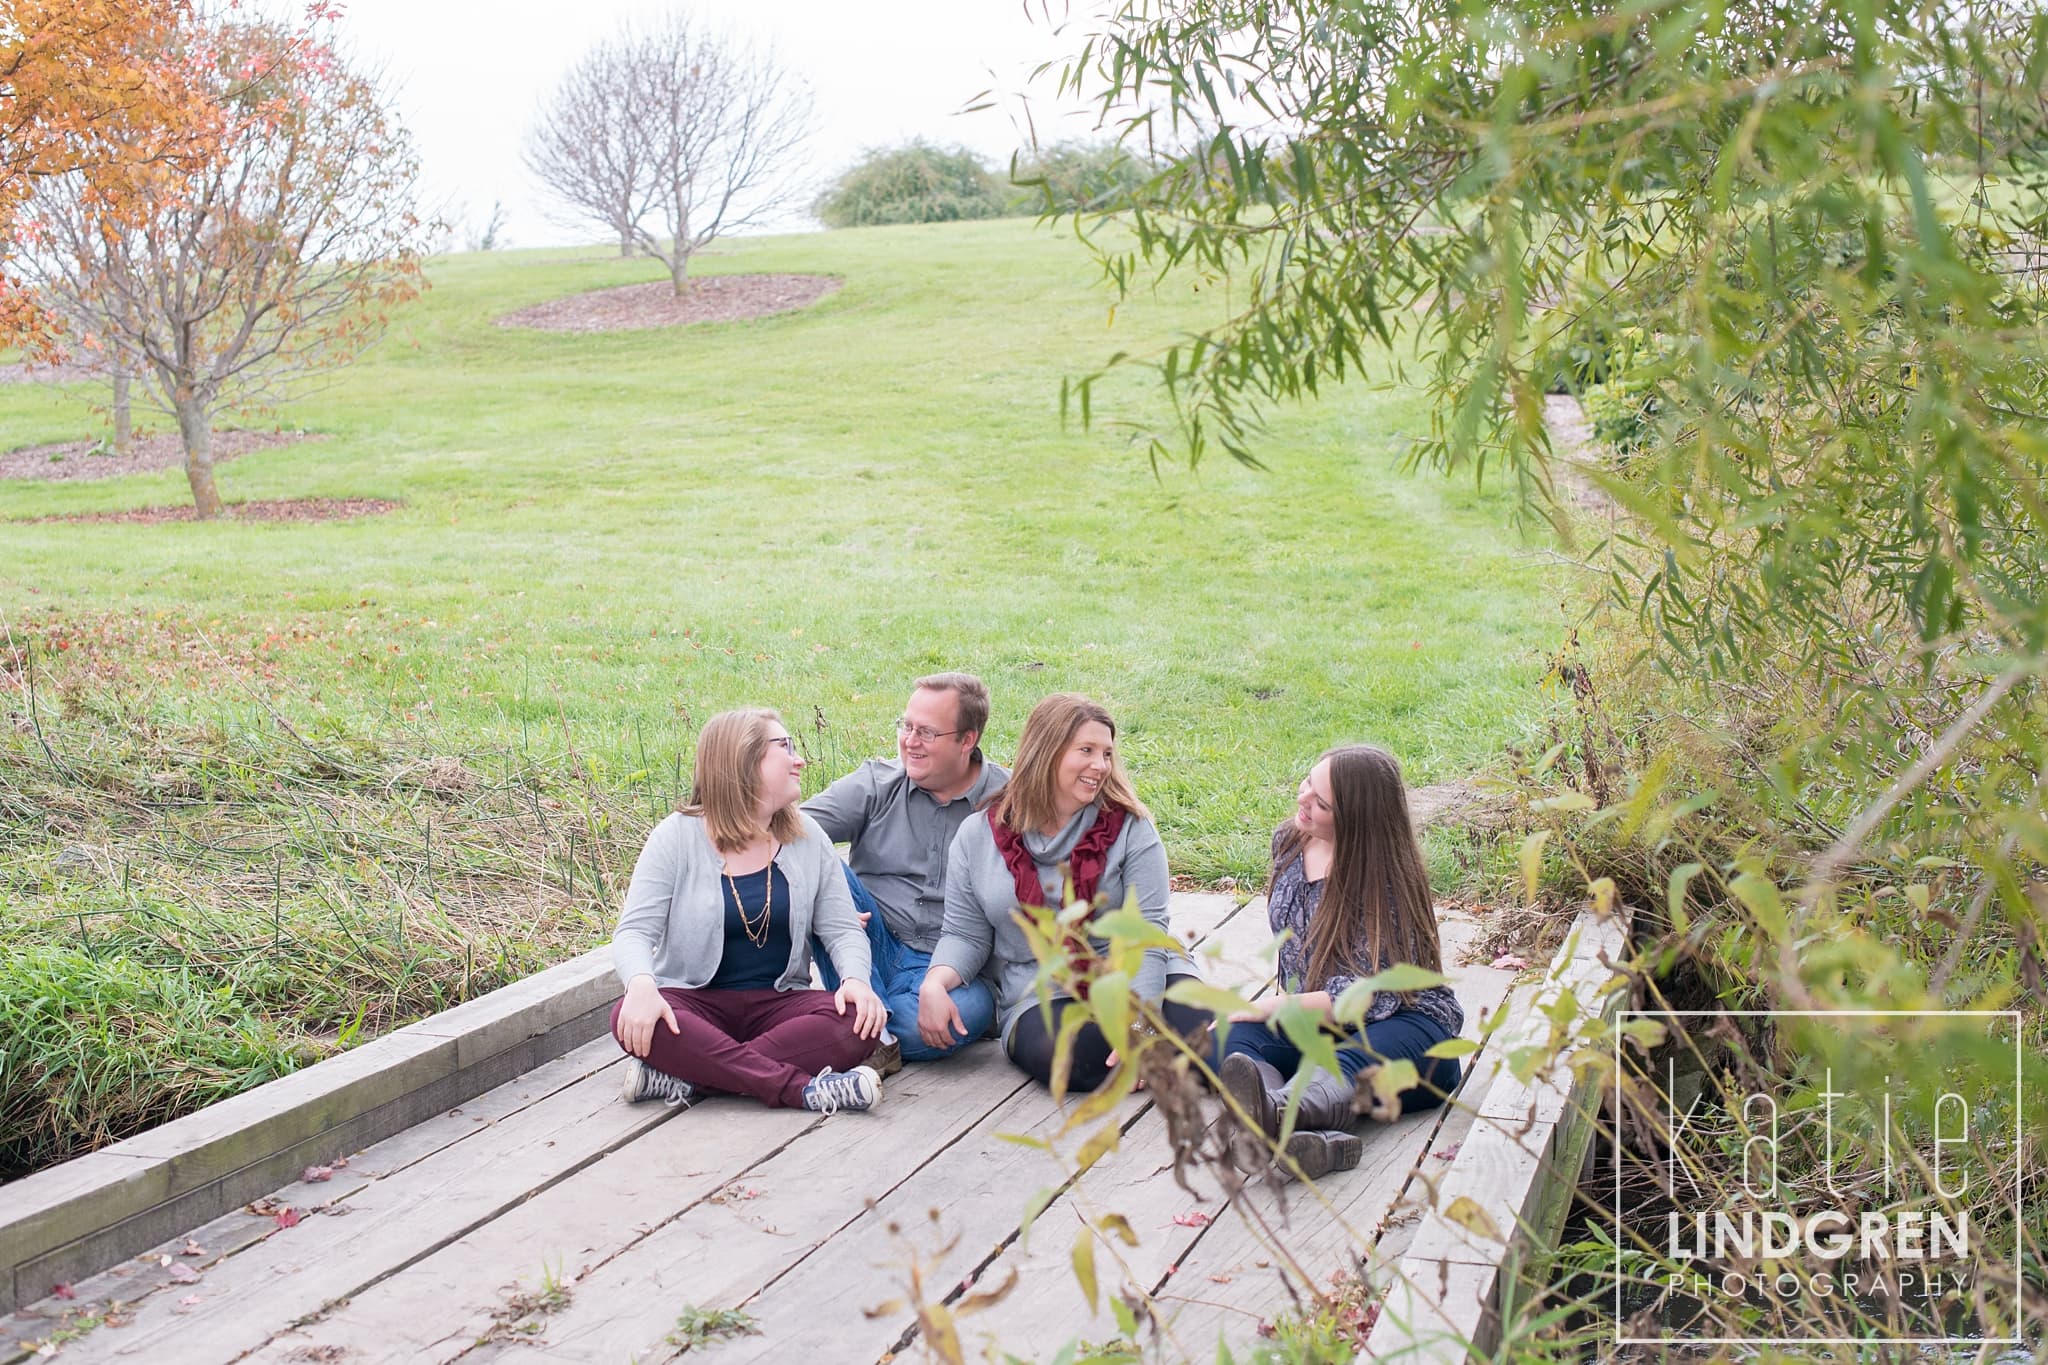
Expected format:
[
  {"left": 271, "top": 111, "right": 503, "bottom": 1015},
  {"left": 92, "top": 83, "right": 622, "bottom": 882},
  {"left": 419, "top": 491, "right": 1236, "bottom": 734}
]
[{"left": 1613, "top": 1010, "right": 2024, "bottom": 1348}]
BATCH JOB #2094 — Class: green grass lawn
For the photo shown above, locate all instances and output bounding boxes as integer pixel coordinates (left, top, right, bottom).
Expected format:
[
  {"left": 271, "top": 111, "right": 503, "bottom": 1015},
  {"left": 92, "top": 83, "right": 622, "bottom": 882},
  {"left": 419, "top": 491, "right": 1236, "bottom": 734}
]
[
  {"left": 2, "top": 217, "right": 1560, "bottom": 873},
  {"left": 1, "top": 217, "right": 1563, "bottom": 1172}
]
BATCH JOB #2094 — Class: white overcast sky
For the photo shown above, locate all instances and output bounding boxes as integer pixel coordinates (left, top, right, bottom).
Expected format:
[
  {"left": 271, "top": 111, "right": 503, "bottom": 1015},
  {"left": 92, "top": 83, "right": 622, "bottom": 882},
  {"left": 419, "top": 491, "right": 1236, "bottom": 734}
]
[{"left": 333, "top": 0, "right": 1110, "bottom": 248}]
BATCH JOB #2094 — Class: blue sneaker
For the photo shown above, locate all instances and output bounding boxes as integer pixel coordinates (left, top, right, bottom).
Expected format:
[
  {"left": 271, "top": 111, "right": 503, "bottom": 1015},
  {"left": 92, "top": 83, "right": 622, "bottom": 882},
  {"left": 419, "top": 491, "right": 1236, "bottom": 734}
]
[
  {"left": 620, "top": 1057, "right": 695, "bottom": 1107},
  {"left": 801, "top": 1065, "right": 882, "bottom": 1114}
]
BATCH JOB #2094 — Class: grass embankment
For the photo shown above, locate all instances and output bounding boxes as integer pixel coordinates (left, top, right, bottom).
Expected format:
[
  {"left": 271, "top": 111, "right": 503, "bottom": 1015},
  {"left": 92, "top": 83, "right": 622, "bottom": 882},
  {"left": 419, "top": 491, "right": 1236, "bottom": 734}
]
[{"left": 0, "top": 217, "right": 1561, "bottom": 1175}]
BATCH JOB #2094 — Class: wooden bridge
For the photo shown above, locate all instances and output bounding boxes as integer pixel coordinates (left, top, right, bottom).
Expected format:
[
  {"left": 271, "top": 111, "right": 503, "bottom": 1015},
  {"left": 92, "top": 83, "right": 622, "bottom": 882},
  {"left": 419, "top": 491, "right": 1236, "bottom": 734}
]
[{"left": 0, "top": 892, "right": 1624, "bottom": 1363}]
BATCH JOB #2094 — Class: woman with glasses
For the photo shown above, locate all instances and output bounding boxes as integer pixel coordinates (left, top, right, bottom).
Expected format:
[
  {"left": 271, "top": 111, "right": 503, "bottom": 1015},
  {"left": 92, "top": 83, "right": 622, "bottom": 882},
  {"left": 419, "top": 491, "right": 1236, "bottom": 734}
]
[
  {"left": 919, "top": 693, "right": 1209, "bottom": 1093},
  {"left": 611, "top": 708, "right": 890, "bottom": 1113}
]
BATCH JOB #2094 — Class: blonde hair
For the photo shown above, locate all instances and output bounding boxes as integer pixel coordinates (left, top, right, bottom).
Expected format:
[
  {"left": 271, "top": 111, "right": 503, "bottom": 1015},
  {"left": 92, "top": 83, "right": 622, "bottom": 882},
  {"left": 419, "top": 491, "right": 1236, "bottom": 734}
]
[
  {"left": 987, "top": 693, "right": 1148, "bottom": 833},
  {"left": 680, "top": 708, "right": 806, "bottom": 853}
]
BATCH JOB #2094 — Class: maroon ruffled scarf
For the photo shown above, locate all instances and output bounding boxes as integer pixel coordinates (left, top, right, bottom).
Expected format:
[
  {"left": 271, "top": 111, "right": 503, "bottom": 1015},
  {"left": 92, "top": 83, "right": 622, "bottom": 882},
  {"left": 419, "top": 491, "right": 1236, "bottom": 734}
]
[
  {"left": 989, "top": 802, "right": 1128, "bottom": 907},
  {"left": 991, "top": 803, "right": 1128, "bottom": 1001}
]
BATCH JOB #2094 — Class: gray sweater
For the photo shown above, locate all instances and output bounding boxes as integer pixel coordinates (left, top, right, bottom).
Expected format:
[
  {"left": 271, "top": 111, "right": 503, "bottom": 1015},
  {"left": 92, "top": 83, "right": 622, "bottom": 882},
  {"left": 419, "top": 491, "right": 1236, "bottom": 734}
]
[
  {"left": 612, "top": 811, "right": 871, "bottom": 993},
  {"left": 930, "top": 804, "right": 1175, "bottom": 1043}
]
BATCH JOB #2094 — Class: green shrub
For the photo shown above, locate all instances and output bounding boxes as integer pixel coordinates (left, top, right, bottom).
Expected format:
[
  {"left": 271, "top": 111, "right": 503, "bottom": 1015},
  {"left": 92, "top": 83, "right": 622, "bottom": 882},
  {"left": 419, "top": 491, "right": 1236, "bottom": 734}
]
[
  {"left": 813, "top": 142, "right": 1010, "bottom": 228},
  {"left": 1008, "top": 140, "right": 1155, "bottom": 214},
  {"left": 1579, "top": 377, "right": 1660, "bottom": 455}
]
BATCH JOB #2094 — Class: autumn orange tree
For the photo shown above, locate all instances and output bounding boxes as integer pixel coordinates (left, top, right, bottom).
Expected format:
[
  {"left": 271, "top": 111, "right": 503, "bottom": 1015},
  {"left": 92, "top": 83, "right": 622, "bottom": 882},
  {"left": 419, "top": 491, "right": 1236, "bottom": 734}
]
[
  {"left": 17, "top": 19, "right": 429, "bottom": 518},
  {"left": 0, "top": 0, "right": 218, "bottom": 346}
]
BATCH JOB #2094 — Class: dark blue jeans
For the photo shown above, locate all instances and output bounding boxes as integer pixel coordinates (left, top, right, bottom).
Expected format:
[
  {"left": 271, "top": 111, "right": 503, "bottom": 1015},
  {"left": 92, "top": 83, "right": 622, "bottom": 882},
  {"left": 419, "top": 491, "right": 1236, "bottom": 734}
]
[
  {"left": 1217, "top": 1007, "right": 1462, "bottom": 1116},
  {"left": 812, "top": 865, "right": 995, "bottom": 1061}
]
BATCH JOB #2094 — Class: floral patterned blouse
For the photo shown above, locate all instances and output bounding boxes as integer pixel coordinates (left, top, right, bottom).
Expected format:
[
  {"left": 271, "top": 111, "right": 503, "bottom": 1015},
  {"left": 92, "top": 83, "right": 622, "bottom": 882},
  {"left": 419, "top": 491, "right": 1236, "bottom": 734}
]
[{"left": 1266, "top": 825, "right": 1465, "bottom": 1038}]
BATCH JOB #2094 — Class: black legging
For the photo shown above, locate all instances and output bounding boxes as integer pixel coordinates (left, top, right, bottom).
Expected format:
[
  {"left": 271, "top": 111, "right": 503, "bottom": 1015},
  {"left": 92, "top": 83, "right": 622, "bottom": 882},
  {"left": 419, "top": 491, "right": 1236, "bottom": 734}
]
[{"left": 1007, "top": 980, "right": 1213, "bottom": 1093}]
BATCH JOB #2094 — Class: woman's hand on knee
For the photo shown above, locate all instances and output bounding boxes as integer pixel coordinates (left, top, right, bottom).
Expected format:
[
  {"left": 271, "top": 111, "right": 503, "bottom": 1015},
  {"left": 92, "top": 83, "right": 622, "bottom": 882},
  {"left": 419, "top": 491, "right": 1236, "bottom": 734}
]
[
  {"left": 618, "top": 976, "right": 678, "bottom": 1058},
  {"left": 835, "top": 980, "right": 887, "bottom": 1041},
  {"left": 917, "top": 978, "right": 965, "bottom": 1051}
]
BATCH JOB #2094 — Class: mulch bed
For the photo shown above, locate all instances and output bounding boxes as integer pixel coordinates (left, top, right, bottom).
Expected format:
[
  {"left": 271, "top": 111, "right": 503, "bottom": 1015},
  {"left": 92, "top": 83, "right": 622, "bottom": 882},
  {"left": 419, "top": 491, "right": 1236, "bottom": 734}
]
[
  {"left": 497, "top": 274, "right": 841, "bottom": 333},
  {"left": 0, "top": 361, "right": 102, "bottom": 386},
  {"left": 1, "top": 430, "right": 321, "bottom": 483},
  {"left": 21, "top": 497, "right": 401, "bottom": 525}
]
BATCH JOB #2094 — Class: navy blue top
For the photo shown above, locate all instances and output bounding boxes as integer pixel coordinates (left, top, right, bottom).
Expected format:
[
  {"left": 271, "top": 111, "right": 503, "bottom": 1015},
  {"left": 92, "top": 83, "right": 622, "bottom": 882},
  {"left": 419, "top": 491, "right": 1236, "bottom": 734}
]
[{"left": 705, "top": 864, "right": 794, "bottom": 992}]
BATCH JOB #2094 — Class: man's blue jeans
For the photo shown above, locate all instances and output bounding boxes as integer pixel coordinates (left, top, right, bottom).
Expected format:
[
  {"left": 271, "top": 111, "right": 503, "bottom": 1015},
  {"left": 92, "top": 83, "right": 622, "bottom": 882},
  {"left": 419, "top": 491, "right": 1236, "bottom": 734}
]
[{"left": 813, "top": 866, "right": 994, "bottom": 1061}]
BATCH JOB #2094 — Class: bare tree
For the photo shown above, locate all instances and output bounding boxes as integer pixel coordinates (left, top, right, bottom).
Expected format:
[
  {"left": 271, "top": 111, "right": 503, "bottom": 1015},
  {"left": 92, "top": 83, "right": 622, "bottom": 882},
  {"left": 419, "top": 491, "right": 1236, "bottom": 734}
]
[
  {"left": 18, "top": 22, "right": 429, "bottom": 518},
  {"left": 526, "top": 13, "right": 811, "bottom": 293},
  {"left": 523, "top": 37, "right": 646, "bottom": 258}
]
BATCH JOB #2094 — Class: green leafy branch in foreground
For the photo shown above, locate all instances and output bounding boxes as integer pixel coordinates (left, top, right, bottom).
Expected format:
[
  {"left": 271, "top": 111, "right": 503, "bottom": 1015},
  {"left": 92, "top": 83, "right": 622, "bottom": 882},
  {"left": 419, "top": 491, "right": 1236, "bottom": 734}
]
[
  {"left": 1047, "top": 0, "right": 2048, "bottom": 972},
  {"left": 1046, "top": 7, "right": 2048, "bottom": 1339}
]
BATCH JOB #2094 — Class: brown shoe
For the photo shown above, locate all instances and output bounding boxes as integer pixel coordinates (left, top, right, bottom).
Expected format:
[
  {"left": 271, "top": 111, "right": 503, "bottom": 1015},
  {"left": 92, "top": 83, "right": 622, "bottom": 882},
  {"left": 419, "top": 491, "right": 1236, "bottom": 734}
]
[
  {"left": 864, "top": 1035, "right": 904, "bottom": 1078},
  {"left": 1281, "top": 1129, "right": 1363, "bottom": 1182}
]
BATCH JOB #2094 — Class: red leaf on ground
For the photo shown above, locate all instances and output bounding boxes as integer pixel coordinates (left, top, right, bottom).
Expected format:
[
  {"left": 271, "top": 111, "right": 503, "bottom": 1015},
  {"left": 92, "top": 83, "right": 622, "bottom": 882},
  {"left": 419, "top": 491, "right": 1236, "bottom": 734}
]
[
  {"left": 1432, "top": 1143, "right": 1462, "bottom": 1161},
  {"left": 1172, "top": 1211, "right": 1212, "bottom": 1228},
  {"left": 50, "top": 1284, "right": 75, "bottom": 1300},
  {"left": 178, "top": 1296, "right": 203, "bottom": 1307},
  {"left": 166, "top": 1264, "right": 200, "bottom": 1284},
  {"left": 331, "top": 1155, "right": 350, "bottom": 1168},
  {"left": 275, "top": 1207, "right": 302, "bottom": 1229},
  {"left": 179, "top": 1239, "right": 206, "bottom": 1257},
  {"left": 1490, "top": 953, "right": 1529, "bottom": 971},
  {"left": 301, "top": 1165, "right": 334, "bottom": 1183}
]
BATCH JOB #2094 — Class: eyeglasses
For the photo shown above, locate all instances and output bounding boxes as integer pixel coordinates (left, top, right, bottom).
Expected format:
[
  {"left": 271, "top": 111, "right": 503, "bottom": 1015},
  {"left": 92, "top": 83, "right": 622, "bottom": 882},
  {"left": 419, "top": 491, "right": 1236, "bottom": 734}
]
[
  {"left": 895, "top": 718, "right": 962, "bottom": 744},
  {"left": 766, "top": 735, "right": 797, "bottom": 755}
]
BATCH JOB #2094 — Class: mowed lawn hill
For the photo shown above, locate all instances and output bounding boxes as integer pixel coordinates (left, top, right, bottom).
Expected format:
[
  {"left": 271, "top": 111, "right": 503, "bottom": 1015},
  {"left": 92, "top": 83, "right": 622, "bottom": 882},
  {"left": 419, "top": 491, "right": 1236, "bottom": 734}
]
[
  {"left": 1, "top": 219, "right": 1564, "bottom": 1178},
  {"left": 1, "top": 216, "right": 1557, "bottom": 875}
]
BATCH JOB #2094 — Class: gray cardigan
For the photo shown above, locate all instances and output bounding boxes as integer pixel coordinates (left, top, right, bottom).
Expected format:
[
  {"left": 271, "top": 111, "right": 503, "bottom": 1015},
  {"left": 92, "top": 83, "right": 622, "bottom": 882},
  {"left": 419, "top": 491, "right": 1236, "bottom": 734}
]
[
  {"left": 612, "top": 811, "right": 871, "bottom": 992},
  {"left": 930, "top": 804, "right": 1176, "bottom": 1043}
]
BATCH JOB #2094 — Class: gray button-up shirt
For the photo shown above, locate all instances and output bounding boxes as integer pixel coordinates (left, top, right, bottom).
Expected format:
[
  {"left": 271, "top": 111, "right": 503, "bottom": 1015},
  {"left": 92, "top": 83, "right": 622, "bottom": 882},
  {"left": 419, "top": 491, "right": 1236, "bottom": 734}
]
[{"left": 803, "top": 753, "right": 1010, "bottom": 951}]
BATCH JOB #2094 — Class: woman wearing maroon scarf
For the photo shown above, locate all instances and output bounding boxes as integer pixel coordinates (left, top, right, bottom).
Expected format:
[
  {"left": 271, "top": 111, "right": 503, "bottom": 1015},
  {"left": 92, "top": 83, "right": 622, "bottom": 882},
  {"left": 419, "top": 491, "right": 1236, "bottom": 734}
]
[{"left": 919, "top": 694, "right": 1208, "bottom": 1092}]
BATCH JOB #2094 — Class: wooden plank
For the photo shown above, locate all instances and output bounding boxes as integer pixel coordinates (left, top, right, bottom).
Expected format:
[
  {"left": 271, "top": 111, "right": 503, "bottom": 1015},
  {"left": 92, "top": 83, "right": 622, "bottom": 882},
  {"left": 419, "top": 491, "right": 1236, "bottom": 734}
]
[
  {"left": 1363, "top": 906, "right": 1631, "bottom": 1361},
  {"left": 933, "top": 899, "right": 1286, "bottom": 1360},
  {"left": 0, "top": 949, "right": 615, "bottom": 1315},
  {"left": 241, "top": 1083, "right": 826, "bottom": 1364},
  {"left": 609, "top": 896, "right": 1278, "bottom": 1365},
  {"left": 0, "top": 1038, "right": 627, "bottom": 1365},
  {"left": 1167, "top": 890, "right": 1242, "bottom": 946},
  {"left": 1370, "top": 1258, "right": 1502, "bottom": 1362},
  {"left": 51, "top": 1055, "right": 679, "bottom": 1365},
  {"left": 457, "top": 1045, "right": 1034, "bottom": 1364},
  {"left": 1148, "top": 932, "right": 1518, "bottom": 1358},
  {"left": 1150, "top": 1110, "right": 1442, "bottom": 1355}
]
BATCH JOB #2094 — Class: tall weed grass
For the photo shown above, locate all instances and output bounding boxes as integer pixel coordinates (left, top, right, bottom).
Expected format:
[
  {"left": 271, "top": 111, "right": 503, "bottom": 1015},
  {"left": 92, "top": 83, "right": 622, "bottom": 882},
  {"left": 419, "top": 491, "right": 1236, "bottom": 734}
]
[{"left": 0, "top": 636, "right": 651, "bottom": 1177}]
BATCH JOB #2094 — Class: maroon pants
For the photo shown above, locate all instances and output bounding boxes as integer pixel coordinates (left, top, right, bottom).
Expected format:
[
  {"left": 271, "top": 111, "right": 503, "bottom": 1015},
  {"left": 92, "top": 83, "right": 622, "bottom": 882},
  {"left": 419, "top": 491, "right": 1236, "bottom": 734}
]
[{"left": 610, "top": 987, "right": 870, "bottom": 1109}]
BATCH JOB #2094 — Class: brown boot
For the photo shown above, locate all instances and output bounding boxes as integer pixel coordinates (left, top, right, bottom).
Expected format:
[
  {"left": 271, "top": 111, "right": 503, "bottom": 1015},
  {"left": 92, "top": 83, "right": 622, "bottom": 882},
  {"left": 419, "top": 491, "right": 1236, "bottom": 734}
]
[
  {"left": 1220, "top": 1053, "right": 1285, "bottom": 1138},
  {"left": 1281, "top": 1128, "right": 1364, "bottom": 1181},
  {"left": 1294, "top": 1069, "right": 1361, "bottom": 1130},
  {"left": 1280, "top": 1071, "right": 1363, "bottom": 1180}
]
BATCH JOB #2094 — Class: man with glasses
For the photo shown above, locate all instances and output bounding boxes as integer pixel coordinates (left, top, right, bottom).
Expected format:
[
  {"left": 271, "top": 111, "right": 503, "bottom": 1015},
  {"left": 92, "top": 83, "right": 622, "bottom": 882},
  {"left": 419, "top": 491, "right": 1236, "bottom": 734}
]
[{"left": 805, "top": 672, "right": 1007, "bottom": 1071}]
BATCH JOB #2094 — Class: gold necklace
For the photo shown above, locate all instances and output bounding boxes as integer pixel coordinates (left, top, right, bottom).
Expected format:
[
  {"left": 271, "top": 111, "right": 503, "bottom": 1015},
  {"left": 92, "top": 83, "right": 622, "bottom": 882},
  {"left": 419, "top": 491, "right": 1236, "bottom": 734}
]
[{"left": 725, "top": 848, "right": 777, "bottom": 948}]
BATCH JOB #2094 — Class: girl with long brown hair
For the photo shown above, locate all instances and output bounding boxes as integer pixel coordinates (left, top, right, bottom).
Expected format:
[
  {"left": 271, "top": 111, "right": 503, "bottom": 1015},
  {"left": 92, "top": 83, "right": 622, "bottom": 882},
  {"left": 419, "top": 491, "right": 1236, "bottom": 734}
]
[
  {"left": 610, "top": 708, "right": 889, "bottom": 1113},
  {"left": 1218, "top": 745, "right": 1465, "bottom": 1178},
  {"left": 918, "top": 693, "right": 1207, "bottom": 1091}
]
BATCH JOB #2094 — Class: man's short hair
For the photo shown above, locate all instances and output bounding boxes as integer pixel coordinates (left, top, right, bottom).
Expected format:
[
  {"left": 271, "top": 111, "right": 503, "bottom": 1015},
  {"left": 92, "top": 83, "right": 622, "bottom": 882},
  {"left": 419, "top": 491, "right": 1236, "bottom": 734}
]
[{"left": 913, "top": 671, "right": 989, "bottom": 744}]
